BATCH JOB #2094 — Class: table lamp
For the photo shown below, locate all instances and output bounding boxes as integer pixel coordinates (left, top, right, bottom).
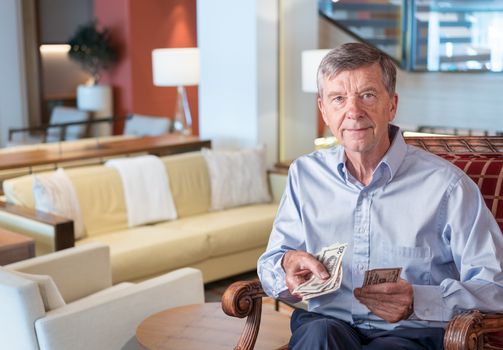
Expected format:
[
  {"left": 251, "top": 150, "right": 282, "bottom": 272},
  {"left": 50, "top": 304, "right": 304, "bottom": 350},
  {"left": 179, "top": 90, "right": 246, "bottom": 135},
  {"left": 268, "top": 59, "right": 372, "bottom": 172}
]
[
  {"left": 301, "top": 49, "right": 331, "bottom": 93},
  {"left": 301, "top": 49, "right": 337, "bottom": 146},
  {"left": 152, "top": 48, "right": 200, "bottom": 135}
]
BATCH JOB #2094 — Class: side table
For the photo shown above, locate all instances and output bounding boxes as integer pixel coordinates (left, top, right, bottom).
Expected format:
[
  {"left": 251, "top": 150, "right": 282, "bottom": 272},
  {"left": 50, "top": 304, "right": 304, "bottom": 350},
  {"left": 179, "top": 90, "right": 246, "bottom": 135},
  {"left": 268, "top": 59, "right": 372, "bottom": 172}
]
[
  {"left": 0, "top": 228, "right": 35, "bottom": 265},
  {"left": 136, "top": 302, "right": 291, "bottom": 350}
]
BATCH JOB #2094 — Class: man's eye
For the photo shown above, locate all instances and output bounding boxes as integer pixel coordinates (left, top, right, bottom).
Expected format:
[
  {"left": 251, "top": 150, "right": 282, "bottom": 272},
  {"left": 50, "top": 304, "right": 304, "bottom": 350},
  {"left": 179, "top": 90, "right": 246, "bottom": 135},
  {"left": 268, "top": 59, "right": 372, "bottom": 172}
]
[
  {"left": 332, "top": 96, "right": 345, "bottom": 103},
  {"left": 361, "top": 93, "right": 377, "bottom": 104}
]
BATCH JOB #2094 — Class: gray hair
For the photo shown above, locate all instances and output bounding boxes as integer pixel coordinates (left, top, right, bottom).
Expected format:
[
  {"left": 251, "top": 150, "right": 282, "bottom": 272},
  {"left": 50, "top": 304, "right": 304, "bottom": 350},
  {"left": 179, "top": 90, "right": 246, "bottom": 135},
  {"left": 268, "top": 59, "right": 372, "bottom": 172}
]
[{"left": 317, "top": 42, "right": 397, "bottom": 97}]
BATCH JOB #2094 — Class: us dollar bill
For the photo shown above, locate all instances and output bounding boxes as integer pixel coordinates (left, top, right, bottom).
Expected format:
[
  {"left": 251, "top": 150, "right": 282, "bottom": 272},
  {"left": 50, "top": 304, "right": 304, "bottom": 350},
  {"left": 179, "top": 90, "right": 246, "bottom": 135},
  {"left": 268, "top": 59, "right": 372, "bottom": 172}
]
[
  {"left": 293, "top": 242, "right": 348, "bottom": 300},
  {"left": 362, "top": 267, "right": 402, "bottom": 287}
]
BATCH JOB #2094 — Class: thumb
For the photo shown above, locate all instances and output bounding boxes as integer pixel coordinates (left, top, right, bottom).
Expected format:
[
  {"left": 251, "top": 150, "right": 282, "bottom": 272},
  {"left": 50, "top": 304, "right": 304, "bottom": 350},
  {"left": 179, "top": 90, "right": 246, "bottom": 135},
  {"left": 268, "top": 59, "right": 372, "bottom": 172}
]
[{"left": 304, "top": 256, "right": 329, "bottom": 279}]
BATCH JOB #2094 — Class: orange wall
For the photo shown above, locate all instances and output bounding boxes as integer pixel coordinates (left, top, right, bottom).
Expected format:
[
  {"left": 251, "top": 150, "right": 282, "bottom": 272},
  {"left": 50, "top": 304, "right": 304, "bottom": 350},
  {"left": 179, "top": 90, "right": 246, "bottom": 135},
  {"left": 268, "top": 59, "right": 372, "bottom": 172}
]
[{"left": 95, "top": 0, "right": 198, "bottom": 134}]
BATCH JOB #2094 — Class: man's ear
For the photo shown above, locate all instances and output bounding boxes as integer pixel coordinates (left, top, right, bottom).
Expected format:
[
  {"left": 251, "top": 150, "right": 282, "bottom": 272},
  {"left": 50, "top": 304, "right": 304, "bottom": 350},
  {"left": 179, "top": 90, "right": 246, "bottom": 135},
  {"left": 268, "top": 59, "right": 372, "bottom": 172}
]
[
  {"left": 318, "top": 97, "right": 329, "bottom": 126},
  {"left": 388, "top": 93, "right": 398, "bottom": 122}
]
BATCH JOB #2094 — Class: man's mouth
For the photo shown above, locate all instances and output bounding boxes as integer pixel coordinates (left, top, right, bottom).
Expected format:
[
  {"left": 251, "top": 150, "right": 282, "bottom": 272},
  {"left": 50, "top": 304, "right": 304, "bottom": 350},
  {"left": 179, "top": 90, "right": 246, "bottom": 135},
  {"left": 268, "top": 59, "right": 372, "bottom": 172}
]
[{"left": 345, "top": 127, "right": 371, "bottom": 133}]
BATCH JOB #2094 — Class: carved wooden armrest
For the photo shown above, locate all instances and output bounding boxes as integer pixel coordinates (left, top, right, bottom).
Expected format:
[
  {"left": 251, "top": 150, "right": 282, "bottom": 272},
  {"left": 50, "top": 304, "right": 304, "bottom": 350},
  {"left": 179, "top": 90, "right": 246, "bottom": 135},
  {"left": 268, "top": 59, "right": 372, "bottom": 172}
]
[
  {"left": 222, "top": 280, "right": 268, "bottom": 350},
  {"left": 0, "top": 201, "right": 74, "bottom": 251},
  {"left": 444, "top": 310, "right": 503, "bottom": 350}
]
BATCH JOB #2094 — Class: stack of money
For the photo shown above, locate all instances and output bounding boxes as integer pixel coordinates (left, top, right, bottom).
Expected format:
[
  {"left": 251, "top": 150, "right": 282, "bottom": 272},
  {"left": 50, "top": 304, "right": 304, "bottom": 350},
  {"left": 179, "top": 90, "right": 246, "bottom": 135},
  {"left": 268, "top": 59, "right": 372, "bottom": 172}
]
[
  {"left": 362, "top": 267, "right": 402, "bottom": 287},
  {"left": 293, "top": 243, "right": 348, "bottom": 300}
]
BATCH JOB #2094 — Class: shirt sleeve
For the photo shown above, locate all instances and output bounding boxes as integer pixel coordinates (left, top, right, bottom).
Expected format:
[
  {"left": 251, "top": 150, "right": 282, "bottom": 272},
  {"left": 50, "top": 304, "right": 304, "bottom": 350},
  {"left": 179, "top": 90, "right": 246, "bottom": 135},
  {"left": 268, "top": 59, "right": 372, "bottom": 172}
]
[
  {"left": 413, "top": 174, "right": 503, "bottom": 321},
  {"left": 257, "top": 161, "right": 306, "bottom": 301}
]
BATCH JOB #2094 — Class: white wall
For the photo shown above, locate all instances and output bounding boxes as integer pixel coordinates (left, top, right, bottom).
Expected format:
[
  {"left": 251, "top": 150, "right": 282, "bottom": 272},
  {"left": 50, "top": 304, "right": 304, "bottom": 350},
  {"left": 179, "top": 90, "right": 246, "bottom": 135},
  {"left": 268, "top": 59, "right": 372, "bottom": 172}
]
[
  {"left": 395, "top": 71, "right": 503, "bottom": 132},
  {"left": 41, "top": 49, "right": 91, "bottom": 98},
  {"left": 39, "top": 0, "right": 93, "bottom": 44},
  {"left": 0, "top": 0, "right": 28, "bottom": 147},
  {"left": 279, "top": 0, "right": 318, "bottom": 162},
  {"left": 320, "top": 17, "right": 503, "bottom": 134},
  {"left": 197, "top": 0, "right": 278, "bottom": 166}
]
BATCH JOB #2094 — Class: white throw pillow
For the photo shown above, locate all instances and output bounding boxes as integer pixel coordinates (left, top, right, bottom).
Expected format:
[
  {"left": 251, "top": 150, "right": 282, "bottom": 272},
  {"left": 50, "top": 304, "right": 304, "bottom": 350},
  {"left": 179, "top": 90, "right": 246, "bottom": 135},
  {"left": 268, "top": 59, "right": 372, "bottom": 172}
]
[
  {"left": 33, "top": 168, "right": 86, "bottom": 239},
  {"left": 8, "top": 269, "right": 66, "bottom": 311},
  {"left": 202, "top": 147, "right": 271, "bottom": 210}
]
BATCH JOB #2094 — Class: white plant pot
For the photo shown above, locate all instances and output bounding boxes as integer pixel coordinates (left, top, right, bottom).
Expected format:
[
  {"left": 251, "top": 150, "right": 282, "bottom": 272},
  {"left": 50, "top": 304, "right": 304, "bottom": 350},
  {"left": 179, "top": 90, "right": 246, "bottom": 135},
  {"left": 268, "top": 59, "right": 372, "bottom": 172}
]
[{"left": 77, "top": 84, "right": 113, "bottom": 137}]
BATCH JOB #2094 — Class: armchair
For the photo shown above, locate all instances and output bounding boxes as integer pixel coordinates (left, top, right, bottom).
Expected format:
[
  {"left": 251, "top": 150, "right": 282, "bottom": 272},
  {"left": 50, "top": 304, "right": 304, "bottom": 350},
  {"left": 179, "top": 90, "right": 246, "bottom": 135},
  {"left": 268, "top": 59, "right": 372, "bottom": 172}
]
[
  {"left": 0, "top": 242, "right": 204, "bottom": 350},
  {"left": 222, "top": 136, "right": 503, "bottom": 350}
]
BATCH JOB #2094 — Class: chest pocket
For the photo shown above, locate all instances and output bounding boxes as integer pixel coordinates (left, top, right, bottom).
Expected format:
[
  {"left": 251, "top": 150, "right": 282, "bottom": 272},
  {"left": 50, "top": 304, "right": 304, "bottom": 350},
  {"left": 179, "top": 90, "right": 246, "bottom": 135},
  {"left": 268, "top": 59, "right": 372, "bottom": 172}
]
[{"left": 378, "top": 243, "right": 432, "bottom": 285}]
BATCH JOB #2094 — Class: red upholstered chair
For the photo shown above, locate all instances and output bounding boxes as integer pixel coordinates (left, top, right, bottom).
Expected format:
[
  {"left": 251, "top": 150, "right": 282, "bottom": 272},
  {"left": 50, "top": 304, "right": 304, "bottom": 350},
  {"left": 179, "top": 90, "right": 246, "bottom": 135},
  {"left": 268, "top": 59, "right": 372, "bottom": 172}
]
[{"left": 222, "top": 136, "right": 503, "bottom": 350}]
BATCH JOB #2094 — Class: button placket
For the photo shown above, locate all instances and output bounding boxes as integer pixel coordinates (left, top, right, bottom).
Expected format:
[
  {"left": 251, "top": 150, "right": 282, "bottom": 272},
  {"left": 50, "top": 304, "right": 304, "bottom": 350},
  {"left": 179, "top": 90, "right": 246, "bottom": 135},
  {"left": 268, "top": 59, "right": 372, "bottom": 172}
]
[{"left": 352, "top": 191, "right": 371, "bottom": 315}]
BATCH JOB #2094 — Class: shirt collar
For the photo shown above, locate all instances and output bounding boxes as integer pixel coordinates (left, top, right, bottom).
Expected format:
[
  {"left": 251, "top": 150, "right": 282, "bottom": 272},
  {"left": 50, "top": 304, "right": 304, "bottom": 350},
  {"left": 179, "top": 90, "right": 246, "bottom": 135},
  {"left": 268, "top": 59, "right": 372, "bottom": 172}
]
[
  {"left": 380, "top": 124, "right": 407, "bottom": 183},
  {"left": 334, "top": 124, "right": 407, "bottom": 185}
]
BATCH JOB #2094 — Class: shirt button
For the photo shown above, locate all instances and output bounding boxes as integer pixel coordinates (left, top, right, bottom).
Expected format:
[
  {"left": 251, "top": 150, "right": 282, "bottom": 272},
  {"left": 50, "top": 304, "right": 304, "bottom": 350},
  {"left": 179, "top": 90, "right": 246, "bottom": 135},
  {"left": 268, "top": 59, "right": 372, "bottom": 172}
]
[
  {"left": 357, "top": 263, "right": 364, "bottom": 271},
  {"left": 358, "top": 227, "right": 365, "bottom": 233}
]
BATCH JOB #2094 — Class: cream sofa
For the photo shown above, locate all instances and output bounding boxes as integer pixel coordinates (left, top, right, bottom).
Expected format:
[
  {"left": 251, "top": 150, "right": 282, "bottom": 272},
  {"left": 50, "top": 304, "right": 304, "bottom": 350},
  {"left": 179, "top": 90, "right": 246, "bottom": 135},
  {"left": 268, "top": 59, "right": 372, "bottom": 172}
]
[{"left": 0, "top": 151, "right": 286, "bottom": 284}]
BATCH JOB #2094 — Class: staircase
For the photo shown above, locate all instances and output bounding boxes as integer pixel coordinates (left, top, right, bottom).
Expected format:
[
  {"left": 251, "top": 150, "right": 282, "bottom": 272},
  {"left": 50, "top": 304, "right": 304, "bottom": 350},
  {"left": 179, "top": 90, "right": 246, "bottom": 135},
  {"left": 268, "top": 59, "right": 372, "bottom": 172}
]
[{"left": 319, "top": 0, "right": 503, "bottom": 72}]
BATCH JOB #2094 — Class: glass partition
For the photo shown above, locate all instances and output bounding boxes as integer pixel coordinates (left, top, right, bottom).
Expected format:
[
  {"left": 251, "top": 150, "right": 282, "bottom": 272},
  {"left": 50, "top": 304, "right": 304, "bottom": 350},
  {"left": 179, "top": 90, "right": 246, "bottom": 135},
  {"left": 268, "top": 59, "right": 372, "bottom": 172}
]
[{"left": 319, "top": 0, "right": 503, "bottom": 72}]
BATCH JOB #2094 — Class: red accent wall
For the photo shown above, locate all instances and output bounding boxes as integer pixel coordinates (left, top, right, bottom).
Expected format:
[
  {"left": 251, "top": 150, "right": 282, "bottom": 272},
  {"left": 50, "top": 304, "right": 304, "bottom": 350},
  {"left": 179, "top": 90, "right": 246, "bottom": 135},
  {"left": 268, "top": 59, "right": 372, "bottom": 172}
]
[{"left": 95, "top": 0, "right": 198, "bottom": 135}]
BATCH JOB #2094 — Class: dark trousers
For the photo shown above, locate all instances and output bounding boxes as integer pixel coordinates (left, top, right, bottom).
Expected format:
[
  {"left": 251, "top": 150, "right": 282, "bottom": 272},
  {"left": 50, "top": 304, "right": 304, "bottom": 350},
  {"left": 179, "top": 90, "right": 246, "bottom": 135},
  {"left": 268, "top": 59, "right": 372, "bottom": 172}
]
[{"left": 289, "top": 309, "right": 445, "bottom": 350}]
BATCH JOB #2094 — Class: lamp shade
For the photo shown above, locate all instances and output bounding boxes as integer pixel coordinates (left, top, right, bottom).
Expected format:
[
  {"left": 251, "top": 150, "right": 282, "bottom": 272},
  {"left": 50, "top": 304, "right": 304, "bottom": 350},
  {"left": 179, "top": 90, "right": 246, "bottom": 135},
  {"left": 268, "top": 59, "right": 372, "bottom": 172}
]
[
  {"left": 152, "top": 48, "right": 200, "bottom": 87},
  {"left": 301, "top": 49, "right": 331, "bottom": 93}
]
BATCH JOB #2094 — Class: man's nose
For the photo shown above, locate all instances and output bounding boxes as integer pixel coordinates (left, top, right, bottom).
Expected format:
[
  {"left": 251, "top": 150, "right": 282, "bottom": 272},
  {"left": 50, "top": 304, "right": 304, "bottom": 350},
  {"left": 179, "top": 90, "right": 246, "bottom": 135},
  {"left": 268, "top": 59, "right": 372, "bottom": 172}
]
[{"left": 345, "top": 96, "right": 364, "bottom": 119}]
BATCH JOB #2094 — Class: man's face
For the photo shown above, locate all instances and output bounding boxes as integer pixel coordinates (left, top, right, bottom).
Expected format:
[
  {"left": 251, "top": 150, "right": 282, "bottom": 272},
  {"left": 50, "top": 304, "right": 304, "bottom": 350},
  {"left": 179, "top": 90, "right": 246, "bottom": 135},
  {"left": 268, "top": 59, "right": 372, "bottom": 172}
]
[{"left": 318, "top": 63, "right": 398, "bottom": 159}]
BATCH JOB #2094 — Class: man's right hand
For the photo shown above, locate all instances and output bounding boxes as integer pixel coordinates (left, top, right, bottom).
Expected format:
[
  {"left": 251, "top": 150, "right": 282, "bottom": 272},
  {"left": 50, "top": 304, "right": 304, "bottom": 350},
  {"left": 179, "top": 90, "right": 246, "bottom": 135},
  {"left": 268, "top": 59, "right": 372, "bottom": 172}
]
[{"left": 282, "top": 250, "right": 330, "bottom": 296}]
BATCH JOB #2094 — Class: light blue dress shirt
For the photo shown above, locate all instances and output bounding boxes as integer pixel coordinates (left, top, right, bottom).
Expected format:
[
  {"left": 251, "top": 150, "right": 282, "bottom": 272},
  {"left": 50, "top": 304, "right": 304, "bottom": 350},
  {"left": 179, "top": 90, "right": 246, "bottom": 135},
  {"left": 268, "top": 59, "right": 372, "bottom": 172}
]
[{"left": 258, "top": 125, "right": 503, "bottom": 330}]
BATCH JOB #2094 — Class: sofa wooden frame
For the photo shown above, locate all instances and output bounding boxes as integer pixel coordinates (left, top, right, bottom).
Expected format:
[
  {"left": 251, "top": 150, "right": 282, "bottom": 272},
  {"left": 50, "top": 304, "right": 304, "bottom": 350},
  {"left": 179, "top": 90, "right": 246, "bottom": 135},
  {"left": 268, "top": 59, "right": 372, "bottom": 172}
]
[
  {"left": 222, "top": 136, "right": 503, "bottom": 350},
  {"left": 0, "top": 201, "right": 74, "bottom": 252}
]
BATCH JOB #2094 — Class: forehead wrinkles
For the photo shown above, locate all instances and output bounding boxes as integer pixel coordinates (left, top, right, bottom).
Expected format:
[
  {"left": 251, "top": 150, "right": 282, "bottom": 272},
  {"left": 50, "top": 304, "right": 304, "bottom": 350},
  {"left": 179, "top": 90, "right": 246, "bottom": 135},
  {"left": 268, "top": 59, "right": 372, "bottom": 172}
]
[{"left": 327, "top": 71, "right": 378, "bottom": 94}]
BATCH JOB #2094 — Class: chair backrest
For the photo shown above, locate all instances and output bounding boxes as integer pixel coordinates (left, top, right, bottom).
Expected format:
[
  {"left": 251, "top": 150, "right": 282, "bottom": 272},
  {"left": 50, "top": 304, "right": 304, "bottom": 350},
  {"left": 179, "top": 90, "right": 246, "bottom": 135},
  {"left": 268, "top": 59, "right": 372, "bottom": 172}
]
[
  {"left": 123, "top": 114, "right": 172, "bottom": 137},
  {"left": 0, "top": 269, "right": 46, "bottom": 349},
  {"left": 47, "top": 107, "right": 90, "bottom": 142},
  {"left": 0, "top": 243, "right": 111, "bottom": 349},
  {"left": 405, "top": 136, "right": 503, "bottom": 232}
]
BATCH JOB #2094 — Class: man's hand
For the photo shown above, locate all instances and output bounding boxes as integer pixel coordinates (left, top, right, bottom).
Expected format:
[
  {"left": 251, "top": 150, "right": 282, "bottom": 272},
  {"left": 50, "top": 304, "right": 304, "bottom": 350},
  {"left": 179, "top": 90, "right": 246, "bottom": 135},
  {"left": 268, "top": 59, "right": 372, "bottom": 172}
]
[
  {"left": 282, "top": 250, "right": 329, "bottom": 296},
  {"left": 353, "top": 278, "right": 414, "bottom": 323}
]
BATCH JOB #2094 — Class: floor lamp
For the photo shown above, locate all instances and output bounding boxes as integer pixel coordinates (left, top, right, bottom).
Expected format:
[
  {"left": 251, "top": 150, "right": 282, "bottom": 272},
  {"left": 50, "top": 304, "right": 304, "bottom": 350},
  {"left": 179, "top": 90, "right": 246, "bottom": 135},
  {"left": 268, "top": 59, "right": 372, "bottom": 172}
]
[{"left": 152, "top": 48, "right": 200, "bottom": 135}]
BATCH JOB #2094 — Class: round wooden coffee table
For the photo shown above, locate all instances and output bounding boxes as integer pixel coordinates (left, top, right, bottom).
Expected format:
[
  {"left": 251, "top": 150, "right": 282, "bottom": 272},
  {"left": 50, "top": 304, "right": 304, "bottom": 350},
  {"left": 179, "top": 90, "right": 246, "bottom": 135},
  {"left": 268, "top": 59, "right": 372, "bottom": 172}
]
[{"left": 136, "top": 302, "right": 291, "bottom": 350}]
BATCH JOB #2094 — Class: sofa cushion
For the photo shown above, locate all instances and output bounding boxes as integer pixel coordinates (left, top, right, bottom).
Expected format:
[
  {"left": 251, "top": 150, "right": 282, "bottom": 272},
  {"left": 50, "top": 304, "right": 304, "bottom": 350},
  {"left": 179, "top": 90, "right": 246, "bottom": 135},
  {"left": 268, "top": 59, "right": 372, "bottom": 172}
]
[
  {"left": 77, "top": 226, "right": 211, "bottom": 283},
  {"left": 3, "top": 173, "right": 36, "bottom": 208},
  {"left": 202, "top": 147, "right": 271, "bottom": 210},
  {"left": 67, "top": 166, "right": 128, "bottom": 237},
  {"left": 3, "top": 166, "right": 129, "bottom": 237},
  {"left": 5, "top": 269, "right": 66, "bottom": 311},
  {"left": 155, "top": 203, "right": 277, "bottom": 257},
  {"left": 33, "top": 168, "right": 86, "bottom": 239},
  {"left": 161, "top": 152, "right": 211, "bottom": 217}
]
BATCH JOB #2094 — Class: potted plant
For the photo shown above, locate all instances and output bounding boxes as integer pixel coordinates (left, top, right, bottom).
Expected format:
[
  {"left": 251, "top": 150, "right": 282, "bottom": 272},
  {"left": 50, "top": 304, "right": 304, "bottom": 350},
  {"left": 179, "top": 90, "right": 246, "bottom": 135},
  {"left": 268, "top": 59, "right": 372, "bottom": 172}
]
[
  {"left": 67, "top": 20, "right": 117, "bottom": 84},
  {"left": 67, "top": 21, "right": 118, "bottom": 135}
]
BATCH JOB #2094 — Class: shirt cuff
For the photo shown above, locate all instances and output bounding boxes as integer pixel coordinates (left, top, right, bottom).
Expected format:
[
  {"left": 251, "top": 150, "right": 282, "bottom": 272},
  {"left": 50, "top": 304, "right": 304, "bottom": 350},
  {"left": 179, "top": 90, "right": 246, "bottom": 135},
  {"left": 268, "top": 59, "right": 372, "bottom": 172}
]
[
  {"left": 412, "top": 284, "right": 448, "bottom": 321},
  {"left": 273, "top": 251, "right": 302, "bottom": 303},
  {"left": 272, "top": 252, "right": 288, "bottom": 291},
  {"left": 278, "top": 289, "right": 302, "bottom": 304}
]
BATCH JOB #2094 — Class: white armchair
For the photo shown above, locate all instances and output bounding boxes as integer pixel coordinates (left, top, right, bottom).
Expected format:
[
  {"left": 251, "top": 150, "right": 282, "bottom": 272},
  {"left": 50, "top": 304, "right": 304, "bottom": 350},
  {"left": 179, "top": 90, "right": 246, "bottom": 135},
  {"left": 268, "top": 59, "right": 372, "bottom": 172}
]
[{"left": 0, "top": 242, "right": 204, "bottom": 350}]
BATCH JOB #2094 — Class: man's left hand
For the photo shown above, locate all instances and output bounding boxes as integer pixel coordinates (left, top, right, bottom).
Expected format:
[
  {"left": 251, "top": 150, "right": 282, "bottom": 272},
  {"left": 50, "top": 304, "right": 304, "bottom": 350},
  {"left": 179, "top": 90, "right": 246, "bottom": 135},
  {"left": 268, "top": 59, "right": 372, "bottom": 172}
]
[{"left": 353, "top": 279, "right": 413, "bottom": 323}]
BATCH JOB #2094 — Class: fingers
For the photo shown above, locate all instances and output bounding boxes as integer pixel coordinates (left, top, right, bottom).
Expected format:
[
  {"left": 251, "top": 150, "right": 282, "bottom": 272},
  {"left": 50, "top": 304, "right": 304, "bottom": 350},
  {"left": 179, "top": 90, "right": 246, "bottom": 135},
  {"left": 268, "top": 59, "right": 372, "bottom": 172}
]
[
  {"left": 282, "top": 250, "right": 330, "bottom": 292},
  {"left": 355, "top": 293, "right": 411, "bottom": 309},
  {"left": 355, "top": 279, "right": 411, "bottom": 298},
  {"left": 356, "top": 293, "right": 412, "bottom": 323},
  {"left": 353, "top": 279, "right": 414, "bottom": 323},
  {"left": 302, "top": 256, "right": 329, "bottom": 279},
  {"left": 283, "top": 250, "right": 329, "bottom": 279}
]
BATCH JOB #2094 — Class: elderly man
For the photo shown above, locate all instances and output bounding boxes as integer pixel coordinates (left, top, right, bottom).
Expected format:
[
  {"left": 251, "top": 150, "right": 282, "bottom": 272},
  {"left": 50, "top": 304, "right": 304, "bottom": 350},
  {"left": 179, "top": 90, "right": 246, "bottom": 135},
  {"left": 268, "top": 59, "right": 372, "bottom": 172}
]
[{"left": 258, "top": 42, "right": 503, "bottom": 349}]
